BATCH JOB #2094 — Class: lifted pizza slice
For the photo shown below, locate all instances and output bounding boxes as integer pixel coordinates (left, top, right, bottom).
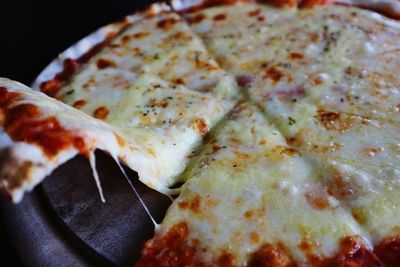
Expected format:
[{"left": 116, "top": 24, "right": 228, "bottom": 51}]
[{"left": 0, "top": 73, "right": 236, "bottom": 202}]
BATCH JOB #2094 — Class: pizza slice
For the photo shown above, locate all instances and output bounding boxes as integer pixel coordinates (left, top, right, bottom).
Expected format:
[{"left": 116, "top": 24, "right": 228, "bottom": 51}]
[
  {"left": 36, "top": 3, "right": 239, "bottom": 196},
  {"left": 0, "top": 75, "right": 239, "bottom": 202}
]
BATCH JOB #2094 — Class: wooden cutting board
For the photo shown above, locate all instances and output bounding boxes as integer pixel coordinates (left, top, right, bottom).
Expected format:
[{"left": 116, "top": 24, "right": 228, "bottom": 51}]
[{"left": 2, "top": 151, "right": 171, "bottom": 266}]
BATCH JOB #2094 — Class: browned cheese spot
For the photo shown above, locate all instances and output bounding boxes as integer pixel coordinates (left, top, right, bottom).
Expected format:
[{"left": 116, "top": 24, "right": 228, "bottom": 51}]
[{"left": 93, "top": 106, "right": 109, "bottom": 119}]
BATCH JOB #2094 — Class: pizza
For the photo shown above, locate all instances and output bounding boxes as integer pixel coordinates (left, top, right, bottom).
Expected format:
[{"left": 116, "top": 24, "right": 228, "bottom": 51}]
[{"left": 1, "top": 0, "right": 400, "bottom": 266}]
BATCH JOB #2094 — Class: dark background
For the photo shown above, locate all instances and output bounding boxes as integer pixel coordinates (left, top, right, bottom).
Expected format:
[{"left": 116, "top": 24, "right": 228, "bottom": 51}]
[{"left": 0, "top": 0, "right": 157, "bottom": 265}]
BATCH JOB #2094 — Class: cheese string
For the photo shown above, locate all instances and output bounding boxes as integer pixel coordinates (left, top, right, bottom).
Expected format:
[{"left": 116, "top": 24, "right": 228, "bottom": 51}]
[
  {"left": 88, "top": 150, "right": 159, "bottom": 228},
  {"left": 112, "top": 154, "right": 160, "bottom": 229},
  {"left": 89, "top": 151, "right": 106, "bottom": 203}
]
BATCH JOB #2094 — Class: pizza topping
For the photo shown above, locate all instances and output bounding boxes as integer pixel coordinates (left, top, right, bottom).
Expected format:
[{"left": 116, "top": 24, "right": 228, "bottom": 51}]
[
  {"left": 264, "top": 86, "right": 306, "bottom": 102},
  {"left": 299, "top": 0, "right": 333, "bottom": 9},
  {"left": 188, "top": 13, "right": 207, "bottom": 24},
  {"left": 157, "top": 17, "right": 179, "bottom": 29},
  {"left": 248, "top": 9, "right": 261, "bottom": 17},
  {"left": 265, "top": 0, "right": 298, "bottom": 8},
  {"left": 93, "top": 106, "right": 109, "bottom": 119},
  {"left": 263, "top": 66, "right": 294, "bottom": 84},
  {"left": 40, "top": 59, "right": 77, "bottom": 97},
  {"left": 9, "top": 112, "right": 86, "bottom": 157},
  {"left": 316, "top": 110, "right": 352, "bottom": 131},
  {"left": 191, "top": 118, "right": 208, "bottom": 136},
  {"left": 304, "top": 188, "right": 331, "bottom": 210},
  {"left": 289, "top": 52, "right": 304, "bottom": 59},
  {"left": 178, "top": 194, "right": 202, "bottom": 213},
  {"left": 248, "top": 243, "right": 296, "bottom": 267},
  {"left": 235, "top": 75, "right": 254, "bottom": 87},
  {"left": 136, "top": 222, "right": 210, "bottom": 267},
  {"left": 0, "top": 87, "right": 86, "bottom": 157},
  {"left": 217, "top": 252, "right": 235, "bottom": 267},
  {"left": 0, "top": 86, "right": 19, "bottom": 106},
  {"left": 374, "top": 236, "right": 400, "bottom": 267},
  {"left": 96, "top": 58, "right": 117, "bottom": 69},
  {"left": 264, "top": 67, "right": 284, "bottom": 83},
  {"left": 72, "top": 99, "right": 87, "bottom": 109},
  {"left": 133, "top": 31, "right": 150, "bottom": 39},
  {"left": 213, "top": 13, "right": 227, "bottom": 21},
  {"left": 327, "top": 169, "right": 355, "bottom": 200},
  {"left": 322, "top": 236, "right": 382, "bottom": 267},
  {"left": 257, "top": 15, "right": 266, "bottom": 22},
  {"left": 298, "top": 239, "right": 324, "bottom": 265}
]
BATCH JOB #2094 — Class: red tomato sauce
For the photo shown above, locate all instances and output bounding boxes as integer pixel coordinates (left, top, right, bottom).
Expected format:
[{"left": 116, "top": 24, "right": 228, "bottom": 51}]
[
  {"left": 136, "top": 222, "right": 211, "bottom": 267},
  {"left": 0, "top": 87, "right": 86, "bottom": 157},
  {"left": 322, "top": 236, "right": 382, "bottom": 267},
  {"left": 249, "top": 243, "right": 296, "bottom": 267},
  {"left": 374, "top": 236, "right": 400, "bottom": 267}
]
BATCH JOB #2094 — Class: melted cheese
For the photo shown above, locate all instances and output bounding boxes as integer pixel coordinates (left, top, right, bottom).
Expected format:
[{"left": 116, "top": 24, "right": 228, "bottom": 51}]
[
  {"left": 145, "top": 2, "right": 400, "bottom": 266},
  {"left": 0, "top": 78, "right": 122, "bottom": 202},
  {"left": 52, "top": 7, "right": 239, "bottom": 192},
  {"left": 159, "top": 103, "right": 366, "bottom": 265},
  {"left": 2, "top": 1, "right": 400, "bottom": 265}
]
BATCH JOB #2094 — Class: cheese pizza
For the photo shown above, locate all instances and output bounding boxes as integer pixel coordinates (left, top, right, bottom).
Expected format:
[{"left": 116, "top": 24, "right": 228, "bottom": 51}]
[{"left": 1, "top": 0, "right": 400, "bottom": 266}]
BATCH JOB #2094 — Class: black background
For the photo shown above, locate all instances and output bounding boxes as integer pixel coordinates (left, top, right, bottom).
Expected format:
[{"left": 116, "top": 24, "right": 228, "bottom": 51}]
[{"left": 0, "top": 0, "right": 157, "bottom": 265}]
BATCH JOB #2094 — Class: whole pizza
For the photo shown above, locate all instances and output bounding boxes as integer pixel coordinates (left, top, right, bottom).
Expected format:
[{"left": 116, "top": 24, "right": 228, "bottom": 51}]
[{"left": 1, "top": 0, "right": 400, "bottom": 266}]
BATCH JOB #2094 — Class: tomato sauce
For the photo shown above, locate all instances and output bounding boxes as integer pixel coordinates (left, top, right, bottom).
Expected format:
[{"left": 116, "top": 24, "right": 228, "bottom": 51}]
[
  {"left": 0, "top": 87, "right": 86, "bottom": 157},
  {"left": 322, "top": 236, "right": 382, "bottom": 267},
  {"left": 136, "top": 222, "right": 211, "bottom": 267},
  {"left": 374, "top": 236, "right": 400, "bottom": 267},
  {"left": 249, "top": 243, "right": 296, "bottom": 267}
]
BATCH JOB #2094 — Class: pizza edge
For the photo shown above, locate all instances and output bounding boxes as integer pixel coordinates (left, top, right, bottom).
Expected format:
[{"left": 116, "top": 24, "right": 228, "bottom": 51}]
[{"left": 170, "top": 0, "right": 400, "bottom": 19}]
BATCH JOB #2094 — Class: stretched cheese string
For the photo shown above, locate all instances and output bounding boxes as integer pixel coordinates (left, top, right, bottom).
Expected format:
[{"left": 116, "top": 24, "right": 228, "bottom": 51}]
[
  {"left": 112, "top": 154, "right": 160, "bottom": 229},
  {"left": 89, "top": 151, "right": 106, "bottom": 203}
]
